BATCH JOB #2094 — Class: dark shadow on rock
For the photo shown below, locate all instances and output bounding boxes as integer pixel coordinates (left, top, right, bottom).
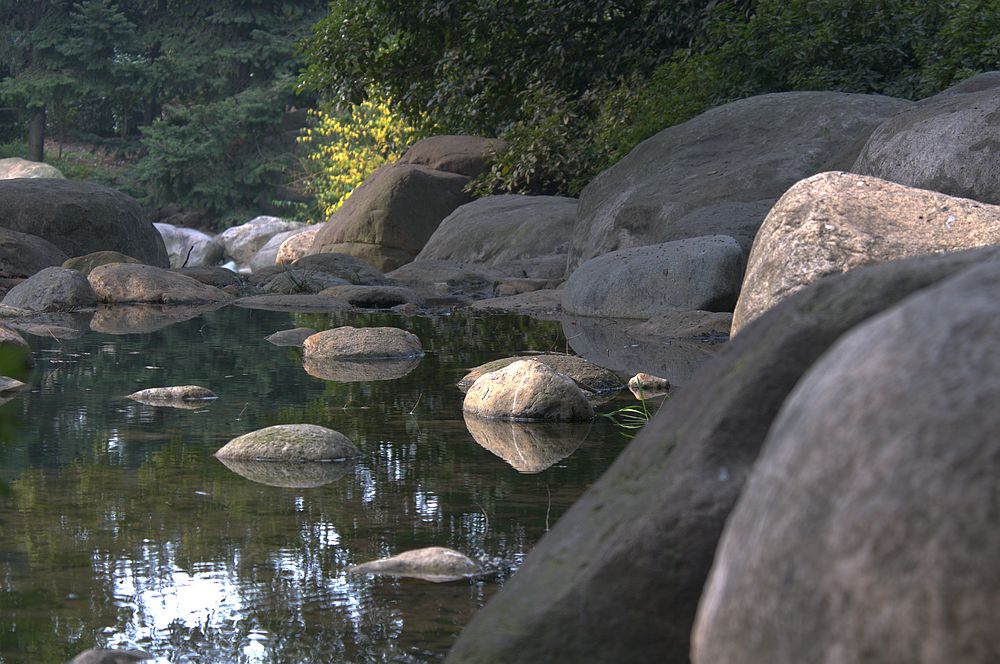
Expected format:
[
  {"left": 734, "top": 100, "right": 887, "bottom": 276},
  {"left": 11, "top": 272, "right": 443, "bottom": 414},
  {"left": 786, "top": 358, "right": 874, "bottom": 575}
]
[
  {"left": 90, "top": 303, "right": 227, "bottom": 334},
  {"left": 464, "top": 413, "right": 589, "bottom": 473},
  {"left": 303, "top": 355, "right": 421, "bottom": 382},
  {"left": 216, "top": 457, "right": 352, "bottom": 488}
]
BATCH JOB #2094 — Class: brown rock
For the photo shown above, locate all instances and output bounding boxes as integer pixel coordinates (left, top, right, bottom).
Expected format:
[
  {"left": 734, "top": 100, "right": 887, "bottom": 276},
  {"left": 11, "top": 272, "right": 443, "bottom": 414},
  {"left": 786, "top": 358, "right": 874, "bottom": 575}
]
[
  {"left": 348, "top": 546, "right": 484, "bottom": 583},
  {"left": 463, "top": 359, "right": 595, "bottom": 421},
  {"left": 88, "top": 263, "right": 232, "bottom": 304},
  {"left": 303, "top": 326, "right": 423, "bottom": 360},
  {"left": 214, "top": 424, "right": 359, "bottom": 462}
]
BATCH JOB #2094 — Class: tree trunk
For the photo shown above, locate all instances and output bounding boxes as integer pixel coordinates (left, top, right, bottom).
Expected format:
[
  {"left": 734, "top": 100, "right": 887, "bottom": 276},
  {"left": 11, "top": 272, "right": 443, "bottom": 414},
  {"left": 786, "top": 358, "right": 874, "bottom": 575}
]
[{"left": 28, "top": 107, "right": 45, "bottom": 162}]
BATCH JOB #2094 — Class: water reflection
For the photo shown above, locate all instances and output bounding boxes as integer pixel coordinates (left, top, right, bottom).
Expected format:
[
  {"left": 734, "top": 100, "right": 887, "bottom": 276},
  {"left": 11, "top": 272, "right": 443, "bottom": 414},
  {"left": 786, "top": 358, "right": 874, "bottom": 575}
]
[{"left": 0, "top": 307, "right": 629, "bottom": 662}]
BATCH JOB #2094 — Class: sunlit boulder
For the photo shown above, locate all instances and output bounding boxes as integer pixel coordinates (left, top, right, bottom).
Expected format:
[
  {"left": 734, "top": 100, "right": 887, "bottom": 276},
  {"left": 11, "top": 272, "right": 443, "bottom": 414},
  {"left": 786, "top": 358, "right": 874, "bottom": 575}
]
[{"left": 215, "top": 424, "right": 359, "bottom": 462}]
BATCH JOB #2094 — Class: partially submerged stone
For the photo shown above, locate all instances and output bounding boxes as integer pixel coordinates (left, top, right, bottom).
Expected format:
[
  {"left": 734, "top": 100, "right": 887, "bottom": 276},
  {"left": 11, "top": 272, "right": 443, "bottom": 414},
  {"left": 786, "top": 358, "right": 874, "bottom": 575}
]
[
  {"left": 216, "top": 458, "right": 351, "bottom": 488},
  {"left": 67, "top": 648, "right": 152, "bottom": 664},
  {"left": 347, "top": 546, "right": 485, "bottom": 583},
  {"left": 261, "top": 269, "right": 349, "bottom": 294},
  {"left": 458, "top": 354, "right": 623, "bottom": 394},
  {"left": 215, "top": 424, "right": 359, "bottom": 462},
  {"left": 463, "top": 359, "right": 595, "bottom": 421},
  {"left": 88, "top": 263, "right": 232, "bottom": 304},
  {"left": 291, "top": 252, "right": 389, "bottom": 285},
  {"left": 628, "top": 372, "right": 670, "bottom": 398},
  {"left": 464, "top": 413, "right": 588, "bottom": 473},
  {"left": 303, "top": 326, "right": 423, "bottom": 360},
  {"left": 265, "top": 327, "right": 317, "bottom": 347},
  {"left": 466, "top": 289, "right": 563, "bottom": 319},
  {"left": 1, "top": 266, "right": 97, "bottom": 312},
  {"left": 126, "top": 385, "right": 217, "bottom": 407}
]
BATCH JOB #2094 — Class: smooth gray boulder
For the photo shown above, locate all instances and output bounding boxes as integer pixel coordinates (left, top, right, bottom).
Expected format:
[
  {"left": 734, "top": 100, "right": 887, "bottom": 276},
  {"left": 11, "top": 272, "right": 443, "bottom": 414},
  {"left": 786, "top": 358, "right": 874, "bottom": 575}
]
[
  {"left": 218, "top": 215, "right": 305, "bottom": 266},
  {"left": 694, "top": 257, "right": 1000, "bottom": 664},
  {"left": 463, "top": 360, "right": 594, "bottom": 421},
  {"left": 348, "top": 546, "right": 485, "bottom": 583},
  {"left": 125, "top": 385, "right": 217, "bottom": 407},
  {"left": 0, "top": 157, "right": 64, "bottom": 180},
  {"left": 310, "top": 164, "right": 473, "bottom": 271},
  {"left": 154, "top": 222, "right": 224, "bottom": 268},
  {"left": 732, "top": 171, "right": 1000, "bottom": 334},
  {"left": 88, "top": 263, "right": 232, "bottom": 304},
  {"left": 445, "top": 246, "right": 1000, "bottom": 664},
  {"left": 2, "top": 267, "right": 97, "bottom": 312},
  {"left": 214, "top": 424, "right": 359, "bottom": 462},
  {"left": 853, "top": 71, "right": 1000, "bottom": 204},
  {"left": 563, "top": 235, "right": 745, "bottom": 318},
  {"left": 416, "top": 195, "right": 577, "bottom": 279},
  {"left": 0, "top": 179, "right": 169, "bottom": 267},
  {"left": 0, "top": 227, "right": 68, "bottom": 278},
  {"left": 303, "top": 326, "right": 423, "bottom": 360},
  {"left": 570, "top": 91, "right": 911, "bottom": 270},
  {"left": 397, "top": 135, "right": 501, "bottom": 177}
]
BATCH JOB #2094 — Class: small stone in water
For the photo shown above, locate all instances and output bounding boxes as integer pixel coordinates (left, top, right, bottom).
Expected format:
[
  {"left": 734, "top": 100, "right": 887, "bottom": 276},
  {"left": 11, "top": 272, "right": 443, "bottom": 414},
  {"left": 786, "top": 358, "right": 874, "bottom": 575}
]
[
  {"left": 126, "top": 385, "right": 218, "bottom": 404},
  {"left": 347, "top": 546, "right": 485, "bottom": 583}
]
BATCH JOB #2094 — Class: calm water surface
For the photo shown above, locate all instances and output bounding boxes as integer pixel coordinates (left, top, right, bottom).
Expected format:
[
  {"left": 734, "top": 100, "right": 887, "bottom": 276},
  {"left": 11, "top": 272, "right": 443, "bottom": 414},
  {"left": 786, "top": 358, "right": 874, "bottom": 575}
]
[{"left": 0, "top": 307, "right": 632, "bottom": 663}]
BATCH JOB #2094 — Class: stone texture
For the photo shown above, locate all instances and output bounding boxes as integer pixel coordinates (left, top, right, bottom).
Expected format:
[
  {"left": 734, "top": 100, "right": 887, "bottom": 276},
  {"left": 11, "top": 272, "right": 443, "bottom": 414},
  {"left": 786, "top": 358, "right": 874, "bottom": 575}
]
[
  {"left": 276, "top": 226, "right": 320, "bottom": 264},
  {"left": 88, "top": 263, "right": 233, "bottom": 304},
  {"left": 67, "top": 648, "right": 152, "bottom": 664},
  {"left": 348, "top": 546, "right": 484, "bottom": 583},
  {"left": 126, "top": 385, "right": 217, "bottom": 405},
  {"left": 62, "top": 251, "right": 142, "bottom": 276},
  {"left": 386, "top": 259, "right": 504, "bottom": 299},
  {"left": 570, "top": 91, "right": 911, "bottom": 270},
  {"left": 214, "top": 424, "right": 359, "bottom": 462},
  {"left": 218, "top": 215, "right": 305, "bottom": 266},
  {"left": 154, "top": 223, "right": 224, "bottom": 268},
  {"left": 466, "top": 289, "right": 563, "bottom": 319},
  {"left": 310, "top": 164, "right": 473, "bottom": 271},
  {"left": 0, "top": 227, "right": 68, "bottom": 278},
  {"left": 445, "top": 246, "right": 1000, "bottom": 664},
  {"left": 303, "top": 326, "right": 423, "bottom": 360},
  {"left": 173, "top": 266, "right": 242, "bottom": 291},
  {"left": 464, "top": 413, "right": 589, "bottom": 473},
  {"left": 261, "top": 269, "right": 349, "bottom": 294},
  {"left": 732, "top": 171, "right": 1000, "bottom": 334},
  {"left": 628, "top": 372, "right": 670, "bottom": 397},
  {"left": 694, "top": 257, "right": 1000, "bottom": 664},
  {"left": 458, "top": 353, "right": 623, "bottom": 394},
  {"left": 248, "top": 228, "right": 304, "bottom": 271},
  {"left": 233, "top": 294, "right": 352, "bottom": 313},
  {"left": 1, "top": 267, "right": 97, "bottom": 312},
  {"left": 853, "top": 71, "right": 1000, "bottom": 204},
  {"left": 397, "top": 135, "right": 501, "bottom": 177},
  {"left": 0, "top": 179, "right": 169, "bottom": 267},
  {"left": 318, "top": 284, "right": 423, "bottom": 308},
  {"left": 564, "top": 235, "right": 745, "bottom": 318},
  {"left": 291, "top": 252, "right": 389, "bottom": 285},
  {"left": 0, "top": 158, "right": 64, "bottom": 180},
  {"left": 90, "top": 303, "right": 226, "bottom": 334},
  {"left": 416, "top": 195, "right": 577, "bottom": 279},
  {"left": 463, "top": 360, "right": 595, "bottom": 421}
]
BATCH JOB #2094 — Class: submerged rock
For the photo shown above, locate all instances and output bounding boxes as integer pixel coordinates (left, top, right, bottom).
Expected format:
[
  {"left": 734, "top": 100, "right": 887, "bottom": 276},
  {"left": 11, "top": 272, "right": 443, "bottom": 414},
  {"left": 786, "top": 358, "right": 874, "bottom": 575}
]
[
  {"left": 464, "top": 413, "right": 589, "bottom": 473},
  {"left": 628, "top": 373, "right": 670, "bottom": 397},
  {"left": 303, "top": 326, "right": 423, "bottom": 360},
  {"left": 348, "top": 546, "right": 485, "bottom": 583},
  {"left": 265, "top": 327, "right": 317, "bottom": 347},
  {"left": 215, "top": 424, "right": 359, "bottom": 462},
  {"left": 67, "top": 648, "right": 152, "bottom": 664},
  {"left": 459, "top": 353, "right": 623, "bottom": 394},
  {"left": 463, "top": 360, "right": 595, "bottom": 421},
  {"left": 216, "top": 458, "right": 352, "bottom": 488},
  {"left": 126, "top": 385, "right": 217, "bottom": 407}
]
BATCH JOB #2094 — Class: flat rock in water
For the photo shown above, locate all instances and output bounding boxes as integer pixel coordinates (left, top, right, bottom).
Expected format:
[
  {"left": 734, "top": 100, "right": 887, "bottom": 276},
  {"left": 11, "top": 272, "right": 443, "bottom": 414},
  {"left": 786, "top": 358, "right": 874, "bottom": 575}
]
[
  {"left": 458, "top": 354, "right": 623, "bottom": 394},
  {"left": 628, "top": 372, "right": 670, "bottom": 397},
  {"left": 261, "top": 269, "right": 350, "bottom": 294},
  {"left": 126, "top": 385, "right": 217, "bottom": 407},
  {"left": 215, "top": 424, "right": 359, "bottom": 462},
  {"left": 88, "top": 263, "right": 232, "bottom": 304},
  {"left": 216, "top": 457, "right": 351, "bottom": 488},
  {"left": 348, "top": 546, "right": 484, "bottom": 583},
  {"left": 464, "top": 413, "right": 589, "bottom": 473},
  {"left": 291, "top": 252, "right": 389, "bottom": 285},
  {"left": 266, "top": 327, "right": 317, "bottom": 347},
  {"left": 463, "top": 359, "right": 595, "bottom": 421},
  {"left": 303, "top": 326, "right": 423, "bottom": 360}
]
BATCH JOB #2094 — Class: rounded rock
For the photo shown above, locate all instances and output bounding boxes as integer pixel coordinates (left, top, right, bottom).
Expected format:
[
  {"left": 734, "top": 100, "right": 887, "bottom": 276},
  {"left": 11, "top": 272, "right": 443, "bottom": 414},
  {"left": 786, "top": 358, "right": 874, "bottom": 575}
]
[
  {"left": 303, "top": 326, "right": 423, "bottom": 360},
  {"left": 463, "top": 359, "right": 595, "bottom": 421},
  {"left": 214, "top": 424, "right": 359, "bottom": 462}
]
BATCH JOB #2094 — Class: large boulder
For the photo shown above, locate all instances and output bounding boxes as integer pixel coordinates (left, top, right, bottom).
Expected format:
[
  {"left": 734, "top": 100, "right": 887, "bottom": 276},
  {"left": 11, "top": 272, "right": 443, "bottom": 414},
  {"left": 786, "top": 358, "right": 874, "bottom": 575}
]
[
  {"left": 694, "top": 257, "right": 1000, "bottom": 664},
  {"left": 0, "top": 179, "right": 169, "bottom": 267},
  {"left": 218, "top": 215, "right": 305, "bottom": 267},
  {"left": 88, "top": 263, "right": 233, "bottom": 304},
  {"left": 853, "top": 71, "right": 1000, "bottom": 204},
  {"left": 570, "top": 91, "right": 911, "bottom": 270},
  {"left": 416, "top": 195, "right": 577, "bottom": 279},
  {"left": 563, "top": 235, "right": 745, "bottom": 319},
  {"left": 276, "top": 226, "right": 320, "bottom": 265},
  {"left": 154, "top": 222, "right": 224, "bottom": 268},
  {"left": 303, "top": 326, "right": 423, "bottom": 360},
  {"left": 0, "top": 157, "right": 64, "bottom": 180},
  {"left": 397, "top": 135, "right": 501, "bottom": 178},
  {"left": 310, "top": 164, "right": 473, "bottom": 271},
  {"left": 445, "top": 246, "right": 1000, "bottom": 664},
  {"left": 348, "top": 546, "right": 486, "bottom": 583},
  {"left": 732, "top": 171, "right": 1000, "bottom": 335},
  {"left": 0, "top": 227, "right": 68, "bottom": 278},
  {"left": 463, "top": 360, "right": 594, "bottom": 421},
  {"left": 248, "top": 228, "right": 305, "bottom": 271},
  {"left": 1, "top": 267, "right": 97, "bottom": 312}
]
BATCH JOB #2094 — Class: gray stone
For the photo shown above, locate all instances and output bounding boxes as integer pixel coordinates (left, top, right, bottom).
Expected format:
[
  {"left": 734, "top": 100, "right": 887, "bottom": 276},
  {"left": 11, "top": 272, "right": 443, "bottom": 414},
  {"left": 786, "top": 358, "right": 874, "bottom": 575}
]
[
  {"left": 386, "top": 259, "right": 505, "bottom": 299},
  {"left": 628, "top": 373, "right": 670, "bottom": 397},
  {"left": 0, "top": 227, "right": 68, "bottom": 278},
  {"left": 291, "top": 252, "right": 389, "bottom": 285},
  {"left": 248, "top": 228, "right": 304, "bottom": 271},
  {"left": 564, "top": 235, "right": 745, "bottom": 318},
  {"left": 276, "top": 226, "right": 320, "bottom": 264},
  {"left": 154, "top": 222, "right": 224, "bottom": 268},
  {"left": 2, "top": 267, "right": 97, "bottom": 312},
  {"left": 233, "top": 294, "right": 352, "bottom": 313},
  {"left": 265, "top": 327, "right": 317, "bottom": 347},
  {"left": 88, "top": 263, "right": 233, "bottom": 304},
  {"left": 303, "top": 326, "right": 423, "bottom": 360},
  {"left": 570, "top": 91, "right": 911, "bottom": 269},
  {"left": 62, "top": 251, "right": 142, "bottom": 276},
  {"left": 445, "top": 246, "right": 1000, "bottom": 664},
  {"left": 218, "top": 215, "right": 305, "bottom": 266},
  {"left": 694, "top": 256, "right": 1000, "bottom": 664},
  {"left": 0, "top": 179, "right": 169, "bottom": 267},
  {"left": 466, "top": 289, "right": 563, "bottom": 319},
  {"left": 464, "top": 413, "right": 589, "bottom": 473},
  {"left": 416, "top": 195, "right": 577, "bottom": 279},
  {"left": 126, "top": 385, "right": 217, "bottom": 406},
  {"left": 318, "top": 284, "right": 423, "bottom": 308},
  {"left": 310, "top": 164, "right": 473, "bottom": 271},
  {"left": 348, "top": 546, "right": 484, "bottom": 583},
  {"left": 397, "top": 135, "right": 502, "bottom": 177},
  {"left": 853, "top": 71, "right": 1000, "bottom": 204},
  {"left": 463, "top": 359, "right": 594, "bottom": 421},
  {"left": 732, "top": 171, "right": 1000, "bottom": 334},
  {"left": 214, "top": 424, "right": 359, "bottom": 462},
  {"left": 261, "top": 269, "right": 350, "bottom": 294},
  {"left": 0, "top": 158, "right": 64, "bottom": 180},
  {"left": 458, "top": 354, "right": 624, "bottom": 394}
]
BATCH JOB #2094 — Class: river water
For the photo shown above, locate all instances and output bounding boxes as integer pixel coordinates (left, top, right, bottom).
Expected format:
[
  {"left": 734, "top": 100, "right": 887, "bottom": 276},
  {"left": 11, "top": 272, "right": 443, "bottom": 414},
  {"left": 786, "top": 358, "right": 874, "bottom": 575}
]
[{"left": 0, "top": 306, "right": 634, "bottom": 662}]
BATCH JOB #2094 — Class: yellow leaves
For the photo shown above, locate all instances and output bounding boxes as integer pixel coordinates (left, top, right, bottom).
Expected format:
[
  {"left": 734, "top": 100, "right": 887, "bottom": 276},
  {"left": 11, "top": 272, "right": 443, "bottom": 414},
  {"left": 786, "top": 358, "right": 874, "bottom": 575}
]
[{"left": 299, "top": 96, "right": 422, "bottom": 219}]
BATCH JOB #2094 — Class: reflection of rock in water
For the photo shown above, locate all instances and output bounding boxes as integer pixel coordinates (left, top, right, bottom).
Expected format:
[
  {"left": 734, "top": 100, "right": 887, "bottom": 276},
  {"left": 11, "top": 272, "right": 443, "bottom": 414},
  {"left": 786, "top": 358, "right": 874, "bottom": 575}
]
[
  {"left": 563, "top": 316, "right": 724, "bottom": 387},
  {"left": 91, "top": 303, "right": 226, "bottom": 334},
  {"left": 216, "top": 457, "right": 351, "bottom": 488},
  {"left": 464, "top": 412, "right": 589, "bottom": 473},
  {"left": 303, "top": 355, "right": 421, "bottom": 382},
  {"left": 10, "top": 312, "right": 91, "bottom": 339}
]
